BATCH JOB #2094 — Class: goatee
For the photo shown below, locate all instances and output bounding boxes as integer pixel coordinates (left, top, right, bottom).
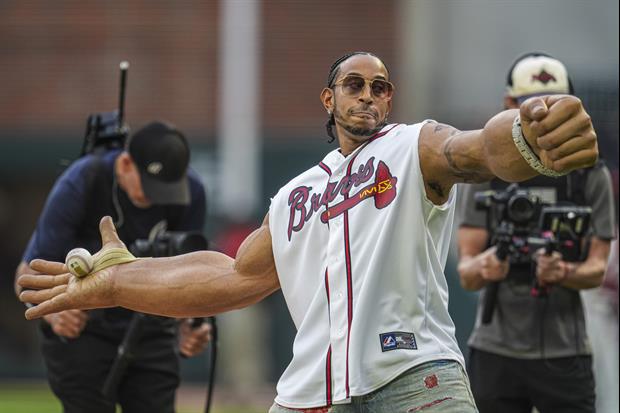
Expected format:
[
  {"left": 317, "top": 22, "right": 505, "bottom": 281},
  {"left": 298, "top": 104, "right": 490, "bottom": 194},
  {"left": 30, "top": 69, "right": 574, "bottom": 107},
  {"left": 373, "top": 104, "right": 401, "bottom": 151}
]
[{"left": 342, "top": 121, "right": 387, "bottom": 137}]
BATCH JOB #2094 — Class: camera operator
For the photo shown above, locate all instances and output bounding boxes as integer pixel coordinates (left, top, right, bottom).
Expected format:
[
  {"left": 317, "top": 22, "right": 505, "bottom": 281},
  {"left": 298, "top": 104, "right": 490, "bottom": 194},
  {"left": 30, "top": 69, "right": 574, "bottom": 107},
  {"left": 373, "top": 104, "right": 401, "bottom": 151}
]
[
  {"left": 457, "top": 53, "right": 617, "bottom": 413},
  {"left": 14, "top": 121, "right": 211, "bottom": 413}
]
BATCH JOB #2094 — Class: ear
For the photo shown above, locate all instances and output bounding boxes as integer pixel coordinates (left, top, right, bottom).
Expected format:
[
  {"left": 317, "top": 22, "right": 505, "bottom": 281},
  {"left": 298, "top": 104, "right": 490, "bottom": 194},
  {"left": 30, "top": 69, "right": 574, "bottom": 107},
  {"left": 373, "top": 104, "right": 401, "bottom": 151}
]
[
  {"left": 320, "top": 87, "right": 335, "bottom": 114},
  {"left": 503, "top": 95, "right": 519, "bottom": 110},
  {"left": 116, "top": 152, "right": 134, "bottom": 174}
]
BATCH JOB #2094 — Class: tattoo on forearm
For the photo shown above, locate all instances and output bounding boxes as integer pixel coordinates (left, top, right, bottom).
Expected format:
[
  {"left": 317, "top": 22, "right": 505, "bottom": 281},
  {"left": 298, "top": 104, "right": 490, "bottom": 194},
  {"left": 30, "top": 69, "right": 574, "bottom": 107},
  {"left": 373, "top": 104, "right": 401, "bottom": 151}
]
[{"left": 443, "top": 139, "right": 488, "bottom": 183}]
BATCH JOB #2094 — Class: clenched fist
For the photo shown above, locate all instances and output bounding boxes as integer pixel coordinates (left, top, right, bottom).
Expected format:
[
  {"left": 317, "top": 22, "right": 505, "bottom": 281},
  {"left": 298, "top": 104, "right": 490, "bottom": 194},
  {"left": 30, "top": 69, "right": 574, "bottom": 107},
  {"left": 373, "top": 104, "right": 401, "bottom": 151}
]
[{"left": 520, "top": 95, "right": 597, "bottom": 174}]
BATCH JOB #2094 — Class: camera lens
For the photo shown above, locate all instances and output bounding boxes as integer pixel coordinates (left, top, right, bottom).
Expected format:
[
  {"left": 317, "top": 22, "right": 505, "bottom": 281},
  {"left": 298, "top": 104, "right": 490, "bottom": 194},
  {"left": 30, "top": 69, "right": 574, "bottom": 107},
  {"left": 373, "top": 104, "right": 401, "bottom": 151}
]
[{"left": 507, "top": 195, "right": 535, "bottom": 223}]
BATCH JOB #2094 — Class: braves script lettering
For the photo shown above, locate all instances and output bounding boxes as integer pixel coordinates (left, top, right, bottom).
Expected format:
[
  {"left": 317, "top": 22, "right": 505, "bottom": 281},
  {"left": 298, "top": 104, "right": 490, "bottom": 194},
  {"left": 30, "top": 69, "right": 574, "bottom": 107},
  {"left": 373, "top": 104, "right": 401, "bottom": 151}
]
[{"left": 287, "top": 157, "right": 398, "bottom": 240}]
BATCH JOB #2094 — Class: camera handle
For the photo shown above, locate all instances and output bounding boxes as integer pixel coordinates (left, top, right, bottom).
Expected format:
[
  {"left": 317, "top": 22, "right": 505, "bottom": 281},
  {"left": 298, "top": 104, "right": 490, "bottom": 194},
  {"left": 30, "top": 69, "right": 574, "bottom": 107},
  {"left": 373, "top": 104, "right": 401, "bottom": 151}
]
[
  {"left": 481, "top": 223, "right": 512, "bottom": 325},
  {"left": 529, "top": 232, "right": 558, "bottom": 298}
]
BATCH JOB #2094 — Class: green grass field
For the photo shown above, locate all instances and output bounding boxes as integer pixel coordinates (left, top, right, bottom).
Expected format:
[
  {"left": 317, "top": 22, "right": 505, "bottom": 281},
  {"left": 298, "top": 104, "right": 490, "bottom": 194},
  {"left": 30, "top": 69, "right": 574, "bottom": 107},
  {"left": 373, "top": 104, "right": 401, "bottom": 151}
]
[{"left": 0, "top": 382, "right": 267, "bottom": 413}]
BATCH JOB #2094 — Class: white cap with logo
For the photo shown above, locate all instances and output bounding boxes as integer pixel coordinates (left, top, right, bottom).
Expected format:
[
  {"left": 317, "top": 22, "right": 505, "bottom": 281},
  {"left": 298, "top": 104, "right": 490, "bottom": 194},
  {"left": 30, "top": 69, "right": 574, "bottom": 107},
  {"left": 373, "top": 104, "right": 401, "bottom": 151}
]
[{"left": 507, "top": 55, "right": 571, "bottom": 102}]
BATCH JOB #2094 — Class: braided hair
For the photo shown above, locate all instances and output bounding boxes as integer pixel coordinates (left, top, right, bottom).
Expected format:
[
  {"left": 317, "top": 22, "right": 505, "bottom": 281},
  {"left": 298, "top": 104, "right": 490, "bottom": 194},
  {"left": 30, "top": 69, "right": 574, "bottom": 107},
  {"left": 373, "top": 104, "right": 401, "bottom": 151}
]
[{"left": 325, "top": 51, "right": 387, "bottom": 143}]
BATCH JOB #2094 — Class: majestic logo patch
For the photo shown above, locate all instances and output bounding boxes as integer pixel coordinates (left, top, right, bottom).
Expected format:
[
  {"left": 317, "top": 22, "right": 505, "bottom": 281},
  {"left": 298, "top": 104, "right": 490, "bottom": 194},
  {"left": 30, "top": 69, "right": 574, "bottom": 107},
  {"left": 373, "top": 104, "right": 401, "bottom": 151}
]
[
  {"left": 531, "top": 69, "right": 557, "bottom": 85},
  {"left": 287, "top": 157, "right": 397, "bottom": 240},
  {"left": 379, "top": 332, "right": 417, "bottom": 352}
]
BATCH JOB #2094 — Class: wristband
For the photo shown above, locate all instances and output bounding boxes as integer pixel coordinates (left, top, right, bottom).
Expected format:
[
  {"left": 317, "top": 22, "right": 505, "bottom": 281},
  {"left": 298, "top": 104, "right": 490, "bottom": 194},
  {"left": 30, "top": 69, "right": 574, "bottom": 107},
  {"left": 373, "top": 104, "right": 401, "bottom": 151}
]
[
  {"left": 91, "top": 247, "right": 138, "bottom": 273},
  {"left": 512, "top": 115, "right": 566, "bottom": 178}
]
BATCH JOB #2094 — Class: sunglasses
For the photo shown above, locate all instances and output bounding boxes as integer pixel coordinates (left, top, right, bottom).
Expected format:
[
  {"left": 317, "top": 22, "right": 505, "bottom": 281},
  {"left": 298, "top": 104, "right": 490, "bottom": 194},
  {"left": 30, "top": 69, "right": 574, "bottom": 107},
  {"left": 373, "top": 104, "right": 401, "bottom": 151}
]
[{"left": 332, "top": 75, "right": 394, "bottom": 100}]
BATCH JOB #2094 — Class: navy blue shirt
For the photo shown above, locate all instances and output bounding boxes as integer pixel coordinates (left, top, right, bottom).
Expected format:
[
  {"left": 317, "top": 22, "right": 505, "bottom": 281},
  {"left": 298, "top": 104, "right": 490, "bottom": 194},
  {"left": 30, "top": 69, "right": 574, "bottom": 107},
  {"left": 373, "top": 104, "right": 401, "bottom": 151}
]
[
  {"left": 24, "top": 150, "right": 205, "bottom": 261},
  {"left": 24, "top": 149, "right": 206, "bottom": 334}
]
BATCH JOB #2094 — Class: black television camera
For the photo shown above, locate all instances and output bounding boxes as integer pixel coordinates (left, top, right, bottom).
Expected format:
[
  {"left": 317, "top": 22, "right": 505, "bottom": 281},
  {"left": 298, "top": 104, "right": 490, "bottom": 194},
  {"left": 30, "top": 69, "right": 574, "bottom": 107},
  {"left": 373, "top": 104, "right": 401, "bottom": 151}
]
[
  {"left": 475, "top": 183, "right": 591, "bottom": 264},
  {"left": 475, "top": 183, "right": 592, "bottom": 323},
  {"left": 475, "top": 184, "right": 543, "bottom": 264},
  {"left": 129, "top": 221, "right": 208, "bottom": 258},
  {"left": 80, "top": 61, "right": 131, "bottom": 156}
]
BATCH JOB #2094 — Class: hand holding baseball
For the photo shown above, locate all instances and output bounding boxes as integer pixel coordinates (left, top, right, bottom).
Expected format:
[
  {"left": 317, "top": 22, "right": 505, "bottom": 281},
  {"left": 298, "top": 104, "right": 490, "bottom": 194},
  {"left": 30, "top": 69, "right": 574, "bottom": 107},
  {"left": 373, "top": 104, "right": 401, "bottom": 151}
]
[
  {"left": 519, "top": 95, "right": 598, "bottom": 174},
  {"left": 66, "top": 248, "right": 94, "bottom": 278},
  {"left": 19, "top": 216, "right": 128, "bottom": 320}
]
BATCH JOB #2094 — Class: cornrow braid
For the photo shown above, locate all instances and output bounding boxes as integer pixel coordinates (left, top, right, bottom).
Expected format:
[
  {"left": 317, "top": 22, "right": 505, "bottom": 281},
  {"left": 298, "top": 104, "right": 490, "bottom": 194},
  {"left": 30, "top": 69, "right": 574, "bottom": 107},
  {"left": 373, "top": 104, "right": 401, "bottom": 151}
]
[{"left": 324, "top": 51, "right": 387, "bottom": 143}]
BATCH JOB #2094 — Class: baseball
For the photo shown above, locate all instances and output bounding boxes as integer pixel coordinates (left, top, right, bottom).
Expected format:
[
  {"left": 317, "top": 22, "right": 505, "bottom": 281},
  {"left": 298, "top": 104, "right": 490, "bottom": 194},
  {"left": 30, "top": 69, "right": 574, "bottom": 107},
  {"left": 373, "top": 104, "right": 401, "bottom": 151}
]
[{"left": 65, "top": 248, "right": 94, "bottom": 278}]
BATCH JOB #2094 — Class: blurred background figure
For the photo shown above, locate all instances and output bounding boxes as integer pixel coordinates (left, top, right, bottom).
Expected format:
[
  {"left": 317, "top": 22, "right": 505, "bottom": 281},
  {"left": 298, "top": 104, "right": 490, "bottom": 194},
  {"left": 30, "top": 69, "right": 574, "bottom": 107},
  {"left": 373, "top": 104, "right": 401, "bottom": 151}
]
[
  {"left": 0, "top": 1, "right": 617, "bottom": 411},
  {"left": 582, "top": 234, "right": 620, "bottom": 413},
  {"left": 457, "top": 53, "right": 616, "bottom": 413},
  {"left": 14, "top": 120, "right": 211, "bottom": 412}
]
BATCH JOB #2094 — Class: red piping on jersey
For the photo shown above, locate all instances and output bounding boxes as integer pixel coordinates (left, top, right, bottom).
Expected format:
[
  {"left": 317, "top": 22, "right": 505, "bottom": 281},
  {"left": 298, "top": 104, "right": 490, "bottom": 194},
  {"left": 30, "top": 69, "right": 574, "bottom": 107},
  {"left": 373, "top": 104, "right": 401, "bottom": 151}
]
[
  {"left": 324, "top": 268, "right": 331, "bottom": 313},
  {"left": 324, "top": 124, "right": 400, "bottom": 399},
  {"left": 324, "top": 269, "right": 332, "bottom": 406},
  {"left": 342, "top": 147, "right": 362, "bottom": 398},
  {"left": 318, "top": 163, "right": 332, "bottom": 230},
  {"left": 315, "top": 124, "right": 399, "bottom": 172},
  {"left": 319, "top": 162, "right": 332, "bottom": 176},
  {"left": 369, "top": 123, "right": 400, "bottom": 142},
  {"left": 343, "top": 206, "right": 353, "bottom": 398},
  {"left": 325, "top": 346, "right": 332, "bottom": 406}
]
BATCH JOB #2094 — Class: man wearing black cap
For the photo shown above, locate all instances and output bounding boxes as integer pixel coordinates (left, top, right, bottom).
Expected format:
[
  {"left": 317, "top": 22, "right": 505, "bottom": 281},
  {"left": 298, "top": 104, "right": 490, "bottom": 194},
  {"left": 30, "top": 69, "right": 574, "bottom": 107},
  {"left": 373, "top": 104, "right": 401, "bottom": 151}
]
[
  {"left": 14, "top": 121, "right": 211, "bottom": 413},
  {"left": 457, "top": 53, "right": 616, "bottom": 413}
]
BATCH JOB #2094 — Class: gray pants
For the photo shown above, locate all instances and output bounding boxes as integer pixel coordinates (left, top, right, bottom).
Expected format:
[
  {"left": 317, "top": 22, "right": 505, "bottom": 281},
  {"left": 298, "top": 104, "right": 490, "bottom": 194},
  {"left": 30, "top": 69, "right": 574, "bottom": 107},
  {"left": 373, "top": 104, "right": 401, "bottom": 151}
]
[{"left": 270, "top": 359, "right": 478, "bottom": 412}]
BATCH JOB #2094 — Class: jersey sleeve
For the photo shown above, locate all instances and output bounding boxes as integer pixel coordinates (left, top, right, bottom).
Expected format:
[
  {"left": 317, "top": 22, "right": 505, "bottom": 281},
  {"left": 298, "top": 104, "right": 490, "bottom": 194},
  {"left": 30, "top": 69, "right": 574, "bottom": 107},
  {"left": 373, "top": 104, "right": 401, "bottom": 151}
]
[
  {"left": 458, "top": 182, "right": 491, "bottom": 228},
  {"left": 585, "top": 165, "right": 617, "bottom": 240},
  {"left": 22, "top": 161, "right": 91, "bottom": 263}
]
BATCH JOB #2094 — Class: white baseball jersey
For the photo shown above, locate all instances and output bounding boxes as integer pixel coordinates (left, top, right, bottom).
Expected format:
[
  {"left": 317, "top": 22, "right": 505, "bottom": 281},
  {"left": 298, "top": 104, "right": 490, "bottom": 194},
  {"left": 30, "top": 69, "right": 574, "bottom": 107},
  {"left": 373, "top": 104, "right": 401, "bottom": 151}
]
[{"left": 269, "top": 122, "right": 464, "bottom": 408}]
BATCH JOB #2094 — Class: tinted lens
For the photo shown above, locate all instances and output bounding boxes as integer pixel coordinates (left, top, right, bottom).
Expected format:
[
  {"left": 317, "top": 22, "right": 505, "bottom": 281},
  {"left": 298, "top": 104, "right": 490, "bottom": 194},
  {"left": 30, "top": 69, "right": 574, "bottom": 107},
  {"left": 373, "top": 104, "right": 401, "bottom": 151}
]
[
  {"left": 341, "top": 76, "right": 365, "bottom": 96},
  {"left": 371, "top": 79, "right": 392, "bottom": 99}
]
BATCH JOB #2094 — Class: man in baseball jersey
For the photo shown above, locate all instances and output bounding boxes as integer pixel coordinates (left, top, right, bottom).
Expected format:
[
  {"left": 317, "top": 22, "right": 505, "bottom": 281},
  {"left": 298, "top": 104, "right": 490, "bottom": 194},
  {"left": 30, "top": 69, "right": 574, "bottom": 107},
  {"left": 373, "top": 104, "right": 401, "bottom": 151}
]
[{"left": 18, "top": 52, "right": 599, "bottom": 412}]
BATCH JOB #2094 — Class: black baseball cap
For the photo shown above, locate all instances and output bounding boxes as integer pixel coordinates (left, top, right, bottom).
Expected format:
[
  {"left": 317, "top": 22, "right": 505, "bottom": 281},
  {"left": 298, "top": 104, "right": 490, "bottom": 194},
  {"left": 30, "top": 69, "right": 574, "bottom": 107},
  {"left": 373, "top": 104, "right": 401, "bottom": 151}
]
[{"left": 127, "top": 121, "right": 190, "bottom": 205}]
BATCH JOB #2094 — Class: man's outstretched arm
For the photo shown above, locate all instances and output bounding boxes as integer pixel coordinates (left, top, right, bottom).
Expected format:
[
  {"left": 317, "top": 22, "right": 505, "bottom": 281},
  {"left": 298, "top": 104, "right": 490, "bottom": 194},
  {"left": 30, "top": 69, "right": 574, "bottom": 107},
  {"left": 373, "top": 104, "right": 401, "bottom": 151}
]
[
  {"left": 419, "top": 95, "right": 597, "bottom": 204},
  {"left": 19, "top": 215, "right": 280, "bottom": 320}
]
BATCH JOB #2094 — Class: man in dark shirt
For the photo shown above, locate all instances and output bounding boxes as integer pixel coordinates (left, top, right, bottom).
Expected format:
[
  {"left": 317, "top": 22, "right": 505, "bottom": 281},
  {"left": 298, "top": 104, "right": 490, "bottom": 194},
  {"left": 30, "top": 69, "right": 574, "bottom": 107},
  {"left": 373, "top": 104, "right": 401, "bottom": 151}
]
[
  {"left": 457, "top": 53, "right": 617, "bottom": 413},
  {"left": 14, "top": 121, "right": 212, "bottom": 413}
]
